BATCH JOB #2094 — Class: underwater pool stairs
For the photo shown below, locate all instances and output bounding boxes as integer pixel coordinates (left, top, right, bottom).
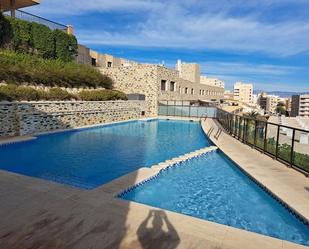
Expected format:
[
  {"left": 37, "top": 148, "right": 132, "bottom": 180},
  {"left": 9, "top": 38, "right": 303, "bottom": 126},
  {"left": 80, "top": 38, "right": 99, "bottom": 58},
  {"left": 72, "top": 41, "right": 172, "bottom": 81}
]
[
  {"left": 0, "top": 117, "right": 309, "bottom": 248},
  {"left": 95, "top": 145, "right": 218, "bottom": 196}
]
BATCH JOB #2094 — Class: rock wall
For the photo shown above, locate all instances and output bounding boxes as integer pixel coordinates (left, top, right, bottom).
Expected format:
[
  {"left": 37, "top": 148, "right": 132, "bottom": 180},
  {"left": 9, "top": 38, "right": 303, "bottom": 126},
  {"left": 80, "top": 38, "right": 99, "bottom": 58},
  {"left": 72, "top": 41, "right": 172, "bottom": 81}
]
[{"left": 0, "top": 101, "right": 146, "bottom": 137}]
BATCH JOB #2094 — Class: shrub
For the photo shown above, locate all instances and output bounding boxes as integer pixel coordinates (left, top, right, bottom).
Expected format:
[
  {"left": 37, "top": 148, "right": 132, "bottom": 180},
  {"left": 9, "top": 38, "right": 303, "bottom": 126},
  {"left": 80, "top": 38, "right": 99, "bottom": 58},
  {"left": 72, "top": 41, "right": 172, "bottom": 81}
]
[
  {"left": 48, "top": 87, "right": 76, "bottom": 100},
  {"left": 0, "top": 50, "right": 114, "bottom": 88},
  {"left": 31, "top": 22, "right": 55, "bottom": 59},
  {"left": 53, "top": 29, "right": 77, "bottom": 62},
  {"left": 0, "top": 13, "right": 77, "bottom": 61},
  {"left": 79, "top": 89, "right": 127, "bottom": 101},
  {"left": 0, "top": 85, "right": 126, "bottom": 102},
  {"left": 0, "top": 13, "right": 12, "bottom": 47},
  {"left": 15, "top": 85, "right": 41, "bottom": 101}
]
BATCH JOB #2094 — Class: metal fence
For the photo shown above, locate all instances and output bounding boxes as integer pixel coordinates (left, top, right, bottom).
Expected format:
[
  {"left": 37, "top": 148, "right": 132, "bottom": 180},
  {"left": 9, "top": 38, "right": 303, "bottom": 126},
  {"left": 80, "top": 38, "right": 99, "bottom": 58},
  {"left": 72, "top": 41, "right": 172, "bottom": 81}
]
[
  {"left": 158, "top": 100, "right": 217, "bottom": 118},
  {"left": 217, "top": 109, "right": 309, "bottom": 175},
  {"left": 4, "top": 10, "right": 67, "bottom": 31}
]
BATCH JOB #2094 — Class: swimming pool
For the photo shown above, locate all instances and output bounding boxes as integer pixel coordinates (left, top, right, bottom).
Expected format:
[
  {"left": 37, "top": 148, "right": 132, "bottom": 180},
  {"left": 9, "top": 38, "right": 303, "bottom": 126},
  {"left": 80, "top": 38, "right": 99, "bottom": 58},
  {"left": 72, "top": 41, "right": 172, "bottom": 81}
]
[
  {"left": 0, "top": 119, "right": 210, "bottom": 189},
  {"left": 121, "top": 151, "right": 309, "bottom": 246}
]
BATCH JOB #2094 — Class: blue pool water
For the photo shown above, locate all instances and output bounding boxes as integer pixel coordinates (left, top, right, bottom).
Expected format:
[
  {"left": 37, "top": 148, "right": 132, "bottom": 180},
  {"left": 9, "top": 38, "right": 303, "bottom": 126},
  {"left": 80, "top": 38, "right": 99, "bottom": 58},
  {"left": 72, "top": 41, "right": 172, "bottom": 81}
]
[
  {"left": 121, "top": 151, "right": 309, "bottom": 246},
  {"left": 0, "top": 119, "right": 209, "bottom": 189}
]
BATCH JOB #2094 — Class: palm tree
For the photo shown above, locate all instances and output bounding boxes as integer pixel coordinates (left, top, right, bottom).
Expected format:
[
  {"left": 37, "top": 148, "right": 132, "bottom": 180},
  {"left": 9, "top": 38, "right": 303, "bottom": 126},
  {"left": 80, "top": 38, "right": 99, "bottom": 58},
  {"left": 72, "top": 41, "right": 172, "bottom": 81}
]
[{"left": 245, "top": 111, "right": 259, "bottom": 119}]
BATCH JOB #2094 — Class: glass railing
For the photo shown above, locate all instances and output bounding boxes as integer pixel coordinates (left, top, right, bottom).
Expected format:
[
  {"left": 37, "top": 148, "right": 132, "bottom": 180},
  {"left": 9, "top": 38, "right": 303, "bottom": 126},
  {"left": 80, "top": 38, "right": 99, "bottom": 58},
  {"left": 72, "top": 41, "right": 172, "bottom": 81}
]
[
  {"left": 217, "top": 108, "right": 309, "bottom": 175},
  {"left": 158, "top": 100, "right": 217, "bottom": 118}
]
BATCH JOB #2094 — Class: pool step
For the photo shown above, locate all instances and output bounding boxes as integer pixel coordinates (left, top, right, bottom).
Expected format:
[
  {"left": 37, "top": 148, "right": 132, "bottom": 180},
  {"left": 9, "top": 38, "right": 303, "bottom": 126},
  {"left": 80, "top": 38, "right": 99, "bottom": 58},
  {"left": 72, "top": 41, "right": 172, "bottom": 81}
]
[{"left": 151, "top": 146, "right": 218, "bottom": 170}]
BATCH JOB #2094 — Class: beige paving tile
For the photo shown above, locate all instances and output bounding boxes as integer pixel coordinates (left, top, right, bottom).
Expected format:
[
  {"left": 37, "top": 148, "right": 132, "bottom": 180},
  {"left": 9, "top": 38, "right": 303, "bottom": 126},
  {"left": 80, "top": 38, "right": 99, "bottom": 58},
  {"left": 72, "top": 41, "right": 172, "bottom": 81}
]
[{"left": 222, "top": 227, "right": 283, "bottom": 249}]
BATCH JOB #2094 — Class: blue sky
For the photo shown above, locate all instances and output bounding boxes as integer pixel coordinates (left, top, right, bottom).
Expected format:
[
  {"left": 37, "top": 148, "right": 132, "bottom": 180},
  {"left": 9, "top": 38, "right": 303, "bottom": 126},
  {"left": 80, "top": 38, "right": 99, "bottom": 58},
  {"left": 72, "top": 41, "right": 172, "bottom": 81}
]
[{"left": 27, "top": 0, "right": 309, "bottom": 92}]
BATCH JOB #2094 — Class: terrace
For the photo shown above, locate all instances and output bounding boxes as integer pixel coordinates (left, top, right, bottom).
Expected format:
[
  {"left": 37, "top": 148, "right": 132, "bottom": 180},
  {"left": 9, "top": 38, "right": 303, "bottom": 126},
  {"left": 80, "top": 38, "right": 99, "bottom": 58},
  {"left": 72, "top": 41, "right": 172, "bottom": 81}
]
[{"left": 0, "top": 103, "right": 308, "bottom": 248}]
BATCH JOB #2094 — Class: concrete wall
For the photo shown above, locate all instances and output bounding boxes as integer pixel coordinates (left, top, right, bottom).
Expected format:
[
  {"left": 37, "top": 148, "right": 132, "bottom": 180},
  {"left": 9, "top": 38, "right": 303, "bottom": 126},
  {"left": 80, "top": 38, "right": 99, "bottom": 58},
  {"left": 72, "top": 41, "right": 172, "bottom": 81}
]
[
  {"left": 76, "top": 44, "right": 92, "bottom": 65},
  {"left": 0, "top": 101, "right": 146, "bottom": 137}
]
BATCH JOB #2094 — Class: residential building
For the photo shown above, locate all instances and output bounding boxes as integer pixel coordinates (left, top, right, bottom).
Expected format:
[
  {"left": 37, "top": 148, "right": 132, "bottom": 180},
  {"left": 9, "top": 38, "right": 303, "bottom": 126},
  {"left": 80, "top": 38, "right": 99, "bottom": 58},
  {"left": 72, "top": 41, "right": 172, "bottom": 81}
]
[
  {"left": 89, "top": 50, "right": 137, "bottom": 68},
  {"left": 257, "top": 92, "right": 280, "bottom": 114},
  {"left": 257, "top": 92, "right": 267, "bottom": 112},
  {"left": 266, "top": 95, "right": 280, "bottom": 114},
  {"left": 291, "top": 94, "right": 309, "bottom": 117},
  {"left": 100, "top": 62, "right": 224, "bottom": 116},
  {"left": 200, "top": 76, "right": 225, "bottom": 88},
  {"left": 176, "top": 60, "right": 200, "bottom": 84},
  {"left": 233, "top": 82, "right": 253, "bottom": 104}
]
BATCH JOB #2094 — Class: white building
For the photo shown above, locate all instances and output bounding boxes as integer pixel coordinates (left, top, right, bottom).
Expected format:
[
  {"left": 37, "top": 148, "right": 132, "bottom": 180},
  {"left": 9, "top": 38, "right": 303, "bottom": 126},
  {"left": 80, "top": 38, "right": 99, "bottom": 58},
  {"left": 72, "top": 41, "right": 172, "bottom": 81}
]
[
  {"left": 233, "top": 82, "right": 253, "bottom": 104},
  {"left": 200, "top": 76, "right": 225, "bottom": 88}
]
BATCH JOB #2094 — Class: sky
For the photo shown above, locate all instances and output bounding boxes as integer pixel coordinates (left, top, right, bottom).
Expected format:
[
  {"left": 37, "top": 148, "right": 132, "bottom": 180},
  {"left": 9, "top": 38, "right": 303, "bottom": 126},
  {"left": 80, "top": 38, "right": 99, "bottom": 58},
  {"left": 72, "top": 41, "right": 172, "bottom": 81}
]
[{"left": 26, "top": 0, "right": 309, "bottom": 92}]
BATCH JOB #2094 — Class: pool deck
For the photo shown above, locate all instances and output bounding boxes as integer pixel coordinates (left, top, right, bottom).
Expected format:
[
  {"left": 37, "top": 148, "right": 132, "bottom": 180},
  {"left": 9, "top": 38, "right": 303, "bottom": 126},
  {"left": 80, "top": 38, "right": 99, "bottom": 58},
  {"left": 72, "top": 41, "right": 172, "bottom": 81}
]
[{"left": 0, "top": 117, "right": 308, "bottom": 248}]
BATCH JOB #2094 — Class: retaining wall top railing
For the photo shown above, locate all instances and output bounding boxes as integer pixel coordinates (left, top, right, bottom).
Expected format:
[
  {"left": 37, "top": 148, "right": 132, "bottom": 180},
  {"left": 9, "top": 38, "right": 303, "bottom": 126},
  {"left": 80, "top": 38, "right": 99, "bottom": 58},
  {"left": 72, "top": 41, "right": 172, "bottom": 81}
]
[
  {"left": 4, "top": 10, "right": 67, "bottom": 31},
  {"left": 216, "top": 108, "right": 309, "bottom": 175}
]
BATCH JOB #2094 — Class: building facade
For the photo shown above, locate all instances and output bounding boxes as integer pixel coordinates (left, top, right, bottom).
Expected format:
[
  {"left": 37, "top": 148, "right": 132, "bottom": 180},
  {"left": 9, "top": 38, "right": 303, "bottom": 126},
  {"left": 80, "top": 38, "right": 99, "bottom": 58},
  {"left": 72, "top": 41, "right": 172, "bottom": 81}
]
[
  {"left": 233, "top": 82, "right": 253, "bottom": 104},
  {"left": 291, "top": 94, "right": 309, "bottom": 117},
  {"left": 100, "top": 64, "right": 224, "bottom": 116},
  {"left": 200, "top": 76, "right": 225, "bottom": 88},
  {"left": 176, "top": 60, "right": 200, "bottom": 84}
]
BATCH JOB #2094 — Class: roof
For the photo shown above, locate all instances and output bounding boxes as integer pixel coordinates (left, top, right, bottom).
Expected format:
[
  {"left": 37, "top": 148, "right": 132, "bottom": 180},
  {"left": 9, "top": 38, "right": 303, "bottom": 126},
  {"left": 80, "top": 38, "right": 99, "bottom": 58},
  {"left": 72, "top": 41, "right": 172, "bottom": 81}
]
[{"left": 0, "top": 0, "right": 40, "bottom": 11}]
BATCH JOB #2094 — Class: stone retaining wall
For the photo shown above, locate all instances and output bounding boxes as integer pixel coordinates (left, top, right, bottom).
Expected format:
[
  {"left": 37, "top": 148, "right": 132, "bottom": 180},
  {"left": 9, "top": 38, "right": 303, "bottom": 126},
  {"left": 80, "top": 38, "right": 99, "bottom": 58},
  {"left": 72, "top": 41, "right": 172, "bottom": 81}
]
[{"left": 0, "top": 101, "right": 146, "bottom": 137}]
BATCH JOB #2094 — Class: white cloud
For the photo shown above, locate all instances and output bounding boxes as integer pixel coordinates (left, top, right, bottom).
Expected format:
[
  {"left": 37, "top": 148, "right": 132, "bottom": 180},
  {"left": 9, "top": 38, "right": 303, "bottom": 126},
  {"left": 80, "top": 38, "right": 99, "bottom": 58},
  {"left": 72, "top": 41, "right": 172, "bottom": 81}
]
[{"left": 30, "top": 0, "right": 309, "bottom": 56}]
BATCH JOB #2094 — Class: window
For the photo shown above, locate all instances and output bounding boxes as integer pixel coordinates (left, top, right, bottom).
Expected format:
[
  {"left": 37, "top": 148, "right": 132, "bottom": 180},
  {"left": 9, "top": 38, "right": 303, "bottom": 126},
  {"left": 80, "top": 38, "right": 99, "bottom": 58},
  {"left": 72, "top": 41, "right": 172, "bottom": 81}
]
[
  {"left": 191, "top": 88, "right": 194, "bottom": 94},
  {"left": 161, "top": 80, "right": 167, "bottom": 91},
  {"left": 107, "top": 61, "right": 112, "bottom": 67},
  {"left": 170, "top": 81, "right": 176, "bottom": 91},
  {"left": 185, "top": 87, "right": 188, "bottom": 94},
  {"left": 179, "top": 86, "right": 181, "bottom": 93},
  {"left": 199, "top": 89, "right": 202, "bottom": 95},
  {"left": 91, "top": 58, "right": 96, "bottom": 66}
]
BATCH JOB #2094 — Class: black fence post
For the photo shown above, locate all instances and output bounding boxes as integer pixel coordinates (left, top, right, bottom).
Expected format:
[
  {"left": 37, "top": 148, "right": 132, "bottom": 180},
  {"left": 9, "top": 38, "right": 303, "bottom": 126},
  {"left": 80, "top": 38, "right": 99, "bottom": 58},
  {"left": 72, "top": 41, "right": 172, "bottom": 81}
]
[
  {"left": 264, "top": 122, "right": 268, "bottom": 152},
  {"left": 290, "top": 129, "right": 296, "bottom": 167},
  {"left": 254, "top": 120, "right": 257, "bottom": 147},
  {"left": 275, "top": 125, "right": 280, "bottom": 158}
]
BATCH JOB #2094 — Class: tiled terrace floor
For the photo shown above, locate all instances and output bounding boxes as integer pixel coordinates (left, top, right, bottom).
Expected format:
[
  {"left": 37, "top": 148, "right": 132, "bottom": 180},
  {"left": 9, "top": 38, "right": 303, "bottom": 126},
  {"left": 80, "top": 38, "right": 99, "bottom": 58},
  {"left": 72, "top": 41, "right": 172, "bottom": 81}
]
[{"left": 0, "top": 117, "right": 308, "bottom": 249}]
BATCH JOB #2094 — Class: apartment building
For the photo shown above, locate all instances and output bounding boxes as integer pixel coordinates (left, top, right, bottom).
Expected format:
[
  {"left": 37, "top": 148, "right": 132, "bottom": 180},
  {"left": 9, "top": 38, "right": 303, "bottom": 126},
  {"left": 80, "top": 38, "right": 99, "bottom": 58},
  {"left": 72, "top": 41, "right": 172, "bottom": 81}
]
[
  {"left": 200, "top": 76, "right": 225, "bottom": 88},
  {"left": 257, "top": 92, "right": 280, "bottom": 114},
  {"left": 233, "top": 82, "right": 253, "bottom": 104},
  {"left": 291, "top": 94, "right": 309, "bottom": 117}
]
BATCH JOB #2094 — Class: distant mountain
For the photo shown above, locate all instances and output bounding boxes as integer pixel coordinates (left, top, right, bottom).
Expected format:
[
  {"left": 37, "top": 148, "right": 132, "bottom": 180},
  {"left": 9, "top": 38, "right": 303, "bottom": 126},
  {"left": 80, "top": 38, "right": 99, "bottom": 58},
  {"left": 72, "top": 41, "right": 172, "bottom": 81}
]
[{"left": 253, "top": 90, "right": 309, "bottom": 98}]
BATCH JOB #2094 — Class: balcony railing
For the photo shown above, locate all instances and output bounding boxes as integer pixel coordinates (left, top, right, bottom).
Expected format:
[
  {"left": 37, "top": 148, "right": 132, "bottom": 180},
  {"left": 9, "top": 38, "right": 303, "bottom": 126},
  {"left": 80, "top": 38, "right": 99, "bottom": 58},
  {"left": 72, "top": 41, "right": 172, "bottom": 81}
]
[
  {"left": 216, "top": 109, "right": 309, "bottom": 175},
  {"left": 158, "top": 100, "right": 217, "bottom": 118},
  {"left": 4, "top": 9, "right": 67, "bottom": 31}
]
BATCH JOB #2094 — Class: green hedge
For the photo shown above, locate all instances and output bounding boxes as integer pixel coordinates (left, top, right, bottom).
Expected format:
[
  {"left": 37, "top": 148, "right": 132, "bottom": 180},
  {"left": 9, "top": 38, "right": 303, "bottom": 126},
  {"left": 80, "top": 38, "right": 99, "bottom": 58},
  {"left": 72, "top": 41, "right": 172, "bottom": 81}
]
[
  {"left": 0, "top": 85, "right": 127, "bottom": 102},
  {"left": 0, "top": 50, "right": 114, "bottom": 88},
  {"left": 0, "top": 13, "right": 77, "bottom": 61},
  {"left": 79, "top": 89, "right": 127, "bottom": 101}
]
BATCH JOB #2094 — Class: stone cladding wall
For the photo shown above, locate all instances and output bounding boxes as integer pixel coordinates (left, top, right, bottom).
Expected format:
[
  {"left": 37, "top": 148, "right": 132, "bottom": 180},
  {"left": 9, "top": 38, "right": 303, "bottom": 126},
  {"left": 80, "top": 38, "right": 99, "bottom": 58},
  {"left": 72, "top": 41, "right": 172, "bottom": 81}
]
[{"left": 0, "top": 101, "right": 146, "bottom": 137}]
